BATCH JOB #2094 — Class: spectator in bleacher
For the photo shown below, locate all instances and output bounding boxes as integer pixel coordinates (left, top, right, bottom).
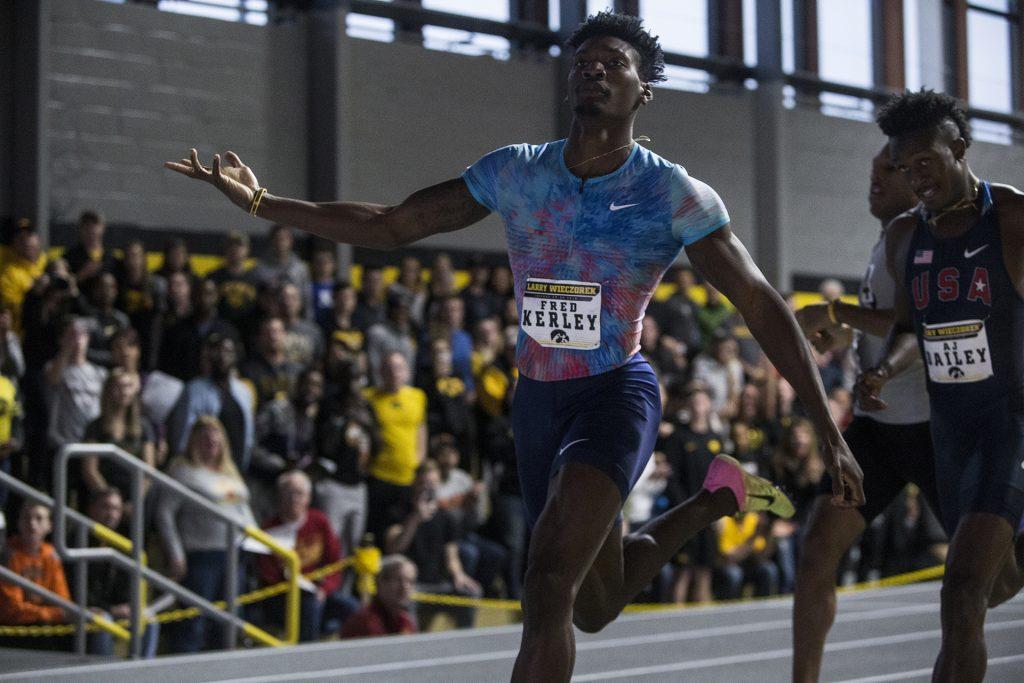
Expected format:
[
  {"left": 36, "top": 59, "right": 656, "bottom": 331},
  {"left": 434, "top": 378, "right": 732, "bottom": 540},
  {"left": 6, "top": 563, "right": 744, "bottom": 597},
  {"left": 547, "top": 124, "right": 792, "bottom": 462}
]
[
  {"left": 735, "top": 383, "right": 776, "bottom": 464},
  {"left": 114, "top": 240, "right": 164, "bottom": 371},
  {"left": 694, "top": 282, "right": 732, "bottom": 349},
  {"left": 240, "top": 316, "right": 302, "bottom": 407},
  {"left": 0, "top": 224, "right": 47, "bottom": 333},
  {"left": 80, "top": 272, "right": 130, "bottom": 369},
  {"left": 252, "top": 224, "right": 311, "bottom": 316},
  {"left": 388, "top": 255, "right": 427, "bottom": 326},
  {"left": 625, "top": 451, "right": 683, "bottom": 533},
  {"left": 159, "top": 270, "right": 193, "bottom": 332},
  {"left": 692, "top": 330, "right": 743, "bottom": 421},
  {"left": 80, "top": 368, "right": 155, "bottom": 502},
  {"left": 364, "top": 351, "right": 427, "bottom": 542},
  {"left": 661, "top": 381, "right": 720, "bottom": 603},
  {"left": 770, "top": 417, "right": 824, "bottom": 593},
  {"left": 153, "top": 238, "right": 197, "bottom": 290},
  {"left": 20, "top": 262, "right": 78, "bottom": 489},
  {"left": 80, "top": 488, "right": 160, "bottom": 657},
  {"left": 157, "top": 416, "right": 255, "bottom": 653},
  {"left": 352, "top": 264, "right": 386, "bottom": 332},
  {"left": 716, "top": 511, "right": 778, "bottom": 599},
  {"left": 421, "top": 338, "right": 475, "bottom": 468},
  {"left": 649, "top": 265, "right": 702, "bottom": 354},
  {"left": 278, "top": 280, "right": 324, "bottom": 367},
  {"left": 0, "top": 502, "right": 70, "bottom": 628},
  {"left": 424, "top": 253, "right": 457, "bottom": 318},
  {"left": 63, "top": 210, "right": 114, "bottom": 284},
  {"left": 322, "top": 280, "right": 364, "bottom": 351},
  {"left": 207, "top": 230, "right": 259, "bottom": 349},
  {"left": 314, "top": 334, "right": 376, "bottom": 551},
  {"left": 460, "top": 254, "right": 499, "bottom": 329},
  {"left": 108, "top": 328, "right": 168, "bottom": 468},
  {"left": 248, "top": 368, "right": 324, "bottom": 521},
  {"left": 44, "top": 318, "right": 107, "bottom": 480},
  {"left": 0, "top": 367, "right": 21, "bottom": 517},
  {"left": 384, "top": 459, "right": 480, "bottom": 629},
  {"left": 423, "top": 295, "right": 473, "bottom": 390},
  {"left": 487, "top": 264, "right": 513, "bottom": 303},
  {"left": 432, "top": 435, "right": 506, "bottom": 598},
  {"left": 339, "top": 554, "right": 418, "bottom": 638},
  {"left": 470, "top": 316, "right": 502, "bottom": 377},
  {"left": 158, "top": 278, "right": 239, "bottom": 381},
  {"left": 310, "top": 249, "right": 337, "bottom": 332},
  {"left": 366, "top": 291, "right": 417, "bottom": 387},
  {"left": 257, "top": 470, "right": 358, "bottom": 642},
  {"left": 0, "top": 307, "right": 25, "bottom": 381},
  {"left": 878, "top": 486, "right": 947, "bottom": 577},
  {"left": 167, "top": 333, "right": 254, "bottom": 473}
]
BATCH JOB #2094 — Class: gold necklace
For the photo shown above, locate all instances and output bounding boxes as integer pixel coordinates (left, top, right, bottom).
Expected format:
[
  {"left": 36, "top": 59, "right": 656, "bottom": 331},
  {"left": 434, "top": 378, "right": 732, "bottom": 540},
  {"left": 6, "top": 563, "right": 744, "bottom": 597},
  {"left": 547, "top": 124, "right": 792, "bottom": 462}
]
[
  {"left": 566, "top": 135, "right": 651, "bottom": 171},
  {"left": 926, "top": 180, "right": 980, "bottom": 226}
]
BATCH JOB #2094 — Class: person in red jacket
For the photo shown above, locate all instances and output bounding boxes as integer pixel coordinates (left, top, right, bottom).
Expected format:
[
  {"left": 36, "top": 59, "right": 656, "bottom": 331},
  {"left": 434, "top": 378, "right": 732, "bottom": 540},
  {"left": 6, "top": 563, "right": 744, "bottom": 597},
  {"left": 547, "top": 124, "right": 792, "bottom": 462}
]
[
  {"left": 340, "top": 554, "right": 418, "bottom": 638},
  {"left": 257, "top": 470, "right": 358, "bottom": 641}
]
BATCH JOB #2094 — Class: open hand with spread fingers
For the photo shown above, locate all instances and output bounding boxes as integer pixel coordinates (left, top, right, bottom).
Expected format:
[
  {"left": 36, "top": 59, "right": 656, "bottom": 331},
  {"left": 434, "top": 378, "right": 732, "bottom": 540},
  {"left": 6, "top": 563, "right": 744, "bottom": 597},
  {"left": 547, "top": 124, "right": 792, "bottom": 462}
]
[{"left": 164, "top": 149, "right": 260, "bottom": 213}]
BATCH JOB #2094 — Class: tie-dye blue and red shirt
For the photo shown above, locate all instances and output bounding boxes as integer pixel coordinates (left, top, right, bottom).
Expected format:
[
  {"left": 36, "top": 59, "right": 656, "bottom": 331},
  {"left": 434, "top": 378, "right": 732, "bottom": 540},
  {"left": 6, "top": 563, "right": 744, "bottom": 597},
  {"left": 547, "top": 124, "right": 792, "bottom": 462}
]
[{"left": 463, "top": 140, "right": 729, "bottom": 381}]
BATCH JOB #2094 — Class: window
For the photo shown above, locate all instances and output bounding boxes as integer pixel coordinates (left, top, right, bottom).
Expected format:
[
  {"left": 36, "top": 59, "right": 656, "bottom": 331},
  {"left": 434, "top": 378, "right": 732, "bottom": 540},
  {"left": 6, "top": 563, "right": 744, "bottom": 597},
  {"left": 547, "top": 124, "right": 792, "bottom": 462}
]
[
  {"left": 966, "top": 2, "right": 1015, "bottom": 113},
  {"left": 817, "top": 0, "right": 874, "bottom": 120},
  {"left": 422, "top": 0, "right": 511, "bottom": 60},
  {"left": 155, "top": 0, "right": 267, "bottom": 25}
]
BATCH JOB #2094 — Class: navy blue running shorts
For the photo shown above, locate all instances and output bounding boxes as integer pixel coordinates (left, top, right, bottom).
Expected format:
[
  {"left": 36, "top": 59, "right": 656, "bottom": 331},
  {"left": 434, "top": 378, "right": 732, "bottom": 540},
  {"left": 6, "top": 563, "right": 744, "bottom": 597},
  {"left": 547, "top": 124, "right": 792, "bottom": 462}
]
[
  {"left": 931, "top": 398, "right": 1024, "bottom": 536},
  {"left": 512, "top": 354, "right": 661, "bottom": 528}
]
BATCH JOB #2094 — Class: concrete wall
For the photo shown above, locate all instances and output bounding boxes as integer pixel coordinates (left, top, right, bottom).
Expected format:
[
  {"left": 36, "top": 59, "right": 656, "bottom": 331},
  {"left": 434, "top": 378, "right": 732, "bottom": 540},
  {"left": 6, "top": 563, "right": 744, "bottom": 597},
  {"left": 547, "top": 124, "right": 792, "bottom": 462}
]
[
  {"left": 0, "top": 1, "right": 13, "bottom": 223},
  {"left": 44, "top": 0, "right": 306, "bottom": 234},
  {"left": 17, "top": 1, "right": 1024, "bottom": 287}
]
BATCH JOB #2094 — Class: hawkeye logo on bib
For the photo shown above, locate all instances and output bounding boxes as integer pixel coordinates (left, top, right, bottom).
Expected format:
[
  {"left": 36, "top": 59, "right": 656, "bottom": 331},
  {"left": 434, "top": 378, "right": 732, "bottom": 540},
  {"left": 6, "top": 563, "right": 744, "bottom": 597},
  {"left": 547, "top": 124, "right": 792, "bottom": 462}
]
[
  {"left": 922, "top": 319, "right": 994, "bottom": 384},
  {"left": 521, "top": 277, "right": 601, "bottom": 350}
]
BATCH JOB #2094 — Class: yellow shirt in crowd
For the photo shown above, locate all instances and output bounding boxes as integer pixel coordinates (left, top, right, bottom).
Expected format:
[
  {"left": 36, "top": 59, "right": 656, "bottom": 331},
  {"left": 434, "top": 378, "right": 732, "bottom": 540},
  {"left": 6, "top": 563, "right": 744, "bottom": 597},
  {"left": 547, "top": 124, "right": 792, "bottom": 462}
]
[
  {"left": 718, "top": 513, "right": 767, "bottom": 555},
  {"left": 0, "top": 375, "right": 20, "bottom": 444},
  {"left": 0, "top": 246, "right": 47, "bottom": 332},
  {"left": 363, "top": 385, "right": 427, "bottom": 486}
]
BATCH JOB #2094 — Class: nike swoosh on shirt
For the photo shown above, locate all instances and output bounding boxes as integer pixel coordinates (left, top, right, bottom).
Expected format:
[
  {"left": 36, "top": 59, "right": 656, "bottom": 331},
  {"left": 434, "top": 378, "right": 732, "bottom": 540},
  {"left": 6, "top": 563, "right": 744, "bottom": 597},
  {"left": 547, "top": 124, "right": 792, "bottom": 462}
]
[
  {"left": 609, "top": 202, "right": 640, "bottom": 211},
  {"left": 558, "top": 438, "right": 590, "bottom": 457},
  {"left": 964, "top": 245, "right": 989, "bottom": 258}
]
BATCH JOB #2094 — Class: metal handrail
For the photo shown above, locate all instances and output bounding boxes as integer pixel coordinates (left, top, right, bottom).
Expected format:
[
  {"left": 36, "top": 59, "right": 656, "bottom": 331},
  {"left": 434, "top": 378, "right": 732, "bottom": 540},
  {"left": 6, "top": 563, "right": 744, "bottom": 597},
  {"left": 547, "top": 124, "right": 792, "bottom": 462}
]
[
  {"left": 0, "top": 564, "right": 130, "bottom": 641},
  {"left": 52, "top": 444, "right": 300, "bottom": 656},
  {"left": 0, "top": 469, "right": 140, "bottom": 653}
]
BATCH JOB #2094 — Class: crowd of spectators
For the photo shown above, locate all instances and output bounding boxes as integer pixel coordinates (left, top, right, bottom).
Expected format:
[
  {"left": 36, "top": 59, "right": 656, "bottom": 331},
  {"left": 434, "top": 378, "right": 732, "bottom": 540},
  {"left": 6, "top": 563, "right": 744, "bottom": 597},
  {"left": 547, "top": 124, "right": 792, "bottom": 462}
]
[{"left": 0, "top": 211, "right": 946, "bottom": 654}]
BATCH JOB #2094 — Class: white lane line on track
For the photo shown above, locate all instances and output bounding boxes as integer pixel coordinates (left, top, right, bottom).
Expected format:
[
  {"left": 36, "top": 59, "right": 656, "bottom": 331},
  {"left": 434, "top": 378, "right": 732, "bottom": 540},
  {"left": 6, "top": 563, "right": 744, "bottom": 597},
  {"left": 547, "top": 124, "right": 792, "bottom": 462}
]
[
  {"left": 833, "top": 653, "right": 1024, "bottom": 683},
  {"left": 569, "top": 619, "right": 1024, "bottom": 681},
  {"left": 212, "top": 615, "right": 1024, "bottom": 683}
]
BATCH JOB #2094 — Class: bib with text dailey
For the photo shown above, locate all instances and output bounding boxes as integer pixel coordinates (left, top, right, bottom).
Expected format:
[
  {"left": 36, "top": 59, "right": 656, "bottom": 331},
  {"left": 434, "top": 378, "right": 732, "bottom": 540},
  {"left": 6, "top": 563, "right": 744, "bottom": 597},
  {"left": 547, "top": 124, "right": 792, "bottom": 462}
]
[{"left": 922, "top": 318, "right": 994, "bottom": 383}]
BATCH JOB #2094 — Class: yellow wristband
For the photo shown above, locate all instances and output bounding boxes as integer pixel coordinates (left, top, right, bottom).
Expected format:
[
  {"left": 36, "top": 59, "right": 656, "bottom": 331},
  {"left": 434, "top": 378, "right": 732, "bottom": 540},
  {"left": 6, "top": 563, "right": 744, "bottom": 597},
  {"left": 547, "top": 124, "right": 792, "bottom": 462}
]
[
  {"left": 827, "top": 300, "right": 840, "bottom": 325},
  {"left": 248, "top": 187, "right": 267, "bottom": 216}
]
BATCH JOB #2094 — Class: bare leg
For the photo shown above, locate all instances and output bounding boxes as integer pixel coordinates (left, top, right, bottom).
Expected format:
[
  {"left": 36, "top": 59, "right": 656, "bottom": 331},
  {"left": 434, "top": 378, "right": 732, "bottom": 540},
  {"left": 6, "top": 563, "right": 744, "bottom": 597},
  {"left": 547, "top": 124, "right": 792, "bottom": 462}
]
[
  {"left": 670, "top": 566, "right": 692, "bottom": 604},
  {"left": 511, "top": 463, "right": 622, "bottom": 683},
  {"left": 933, "top": 512, "right": 1014, "bottom": 683},
  {"left": 791, "top": 495, "right": 866, "bottom": 683},
  {"left": 987, "top": 532, "right": 1024, "bottom": 608},
  {"left": 572, "top": 485, "right": 736, "bottom": 633},
  {"left": 691, "top": 566, "right": 713, "bottom": 603}
]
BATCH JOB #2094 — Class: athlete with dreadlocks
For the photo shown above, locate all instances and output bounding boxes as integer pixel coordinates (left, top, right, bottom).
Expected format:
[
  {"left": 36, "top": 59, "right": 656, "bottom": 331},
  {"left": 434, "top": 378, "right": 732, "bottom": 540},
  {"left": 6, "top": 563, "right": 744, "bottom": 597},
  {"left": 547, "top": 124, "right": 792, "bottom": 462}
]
[
  {"left": 857, "top": 89, "right": 1024, "bottom": 683},
  {"left": 167, "top": 13, "right": 863, "bottom": 681}
]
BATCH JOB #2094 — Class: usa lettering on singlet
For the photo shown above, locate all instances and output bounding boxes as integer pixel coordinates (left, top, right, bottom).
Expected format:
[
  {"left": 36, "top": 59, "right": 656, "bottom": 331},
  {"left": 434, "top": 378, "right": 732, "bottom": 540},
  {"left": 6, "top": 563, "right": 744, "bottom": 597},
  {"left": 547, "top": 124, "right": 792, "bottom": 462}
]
[{"left": 462, "top": 140, "right": 729, "bottom": 381}]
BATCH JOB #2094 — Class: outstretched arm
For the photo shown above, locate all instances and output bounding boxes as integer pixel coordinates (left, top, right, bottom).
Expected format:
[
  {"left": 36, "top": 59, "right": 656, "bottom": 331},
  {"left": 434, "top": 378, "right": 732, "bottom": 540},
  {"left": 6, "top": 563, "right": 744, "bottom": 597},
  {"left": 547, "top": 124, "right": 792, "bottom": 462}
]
[
  {"left": 165, "top": 149, "right": 490, "bottom": 249},
  {"left": 686, "top": 225, "right": 865, "bottom": 507},
  {"left": 855, "top": 215, "right": 921, "bottom": 411}
]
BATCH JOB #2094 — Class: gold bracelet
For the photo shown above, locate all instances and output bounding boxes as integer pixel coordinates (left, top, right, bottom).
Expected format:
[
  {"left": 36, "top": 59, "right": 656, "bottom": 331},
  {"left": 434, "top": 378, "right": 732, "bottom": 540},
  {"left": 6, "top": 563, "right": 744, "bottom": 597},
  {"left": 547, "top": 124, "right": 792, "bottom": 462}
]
[
  {"left": 248, "top": 187, "right": 267, "bottom": 216},
  {"left": 827, "top": 299, "right": 840, "bottom": 325}
]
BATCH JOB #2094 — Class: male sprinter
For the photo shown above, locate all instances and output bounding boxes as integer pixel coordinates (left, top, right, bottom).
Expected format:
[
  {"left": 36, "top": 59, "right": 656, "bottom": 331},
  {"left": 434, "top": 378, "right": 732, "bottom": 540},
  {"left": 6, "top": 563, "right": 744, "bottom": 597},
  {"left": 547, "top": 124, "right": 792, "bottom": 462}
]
[
  {"left": 791, "top": 145, "right": 937, "bottom": 682},
  {"left": 857, "top": 89, "right": 1024, "bottom": 682},
  {"left": 167, "top": 13, "right": 863, "bottom": 681}
]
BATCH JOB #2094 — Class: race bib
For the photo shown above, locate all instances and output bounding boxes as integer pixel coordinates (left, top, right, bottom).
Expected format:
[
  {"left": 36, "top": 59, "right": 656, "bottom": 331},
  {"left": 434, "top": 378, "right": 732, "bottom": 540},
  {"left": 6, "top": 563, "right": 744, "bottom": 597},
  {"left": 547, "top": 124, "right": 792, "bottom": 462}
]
[
  {"left": 922, "top": 319, "right": 994, "bottom": 384},
  {"left": 520, "top": 278, "right": 601, "bottom": 350}
]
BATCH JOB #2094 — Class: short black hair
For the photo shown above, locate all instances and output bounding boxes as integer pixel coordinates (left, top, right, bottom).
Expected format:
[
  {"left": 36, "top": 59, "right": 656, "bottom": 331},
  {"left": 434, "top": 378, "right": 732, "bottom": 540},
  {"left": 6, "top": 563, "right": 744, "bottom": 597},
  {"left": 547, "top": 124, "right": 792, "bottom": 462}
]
[
  {"left": 568, "top": 11, "right": 665, "bottom": 84},
  {"left": 876, "top": 89, "right": 972, "bottom": 148}
]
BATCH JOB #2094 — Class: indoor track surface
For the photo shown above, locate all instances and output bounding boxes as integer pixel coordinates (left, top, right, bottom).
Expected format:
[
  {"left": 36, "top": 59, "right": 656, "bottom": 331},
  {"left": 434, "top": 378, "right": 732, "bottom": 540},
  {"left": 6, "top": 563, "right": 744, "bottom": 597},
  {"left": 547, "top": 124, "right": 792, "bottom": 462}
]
[{"left": 2, "top": 582, "right": 1023, "bottom": 682}]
